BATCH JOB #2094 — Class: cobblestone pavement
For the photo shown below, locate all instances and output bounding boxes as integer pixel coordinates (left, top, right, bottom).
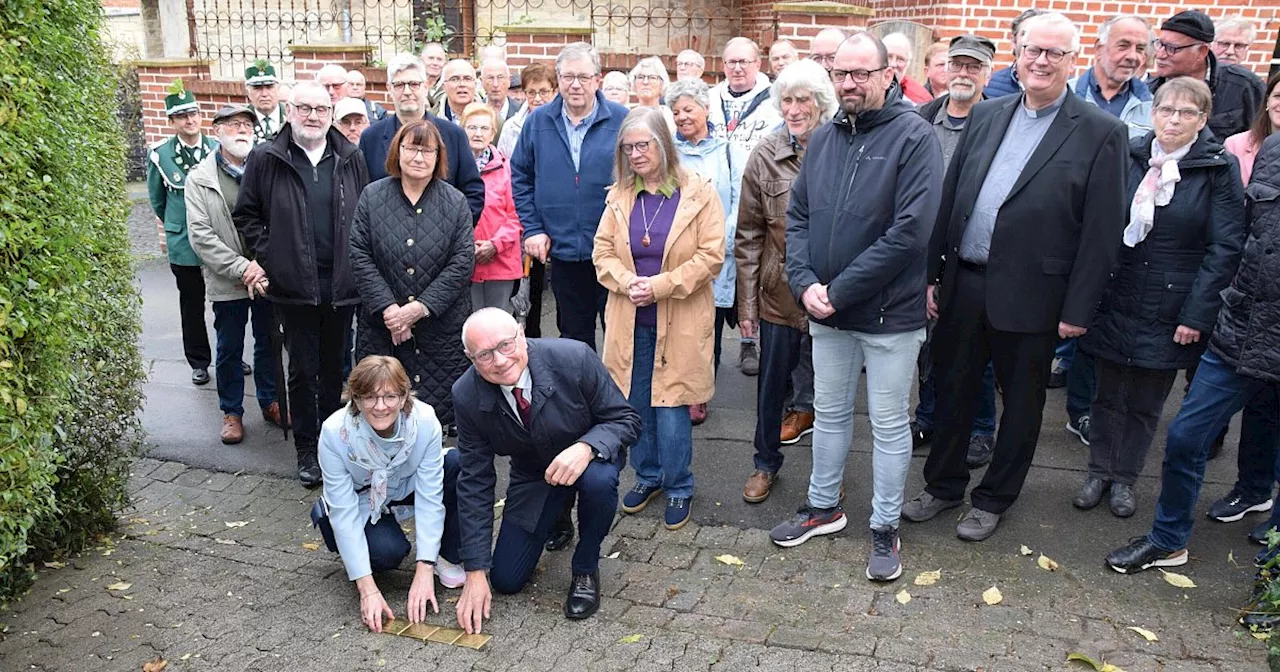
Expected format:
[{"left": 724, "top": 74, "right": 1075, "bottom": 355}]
[{"left": 0, "top": 458, "right": 1268, "bottom": 671}]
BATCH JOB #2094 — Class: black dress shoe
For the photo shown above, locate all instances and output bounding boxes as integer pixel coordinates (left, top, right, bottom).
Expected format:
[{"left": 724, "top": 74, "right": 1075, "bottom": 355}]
[
  {"left": 241, "top": 361, "right": 252, "bottom": 375},
  {"left": 191, "top": 368, "right": 210, "bottom": 385},
  {"left": 1072, "top": 477, "right": 1110, "bottom": 510},
  {"left": 545, "top": 514, "right": 574, "bottom": 552},
  {"left": 1109, "top": 483, "right": 1136, "bottom": 518},
  {"left": 564, "top": 572, "right": 600, "bottom": 620}
]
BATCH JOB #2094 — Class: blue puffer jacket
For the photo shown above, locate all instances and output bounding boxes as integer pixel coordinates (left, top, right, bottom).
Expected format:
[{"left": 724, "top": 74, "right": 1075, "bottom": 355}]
[
  {"left": 675, "top": 126, "right": 745, "bottom": 308},
  {"left": 510, "top": 92, "right": 630, "bottom": 262}
]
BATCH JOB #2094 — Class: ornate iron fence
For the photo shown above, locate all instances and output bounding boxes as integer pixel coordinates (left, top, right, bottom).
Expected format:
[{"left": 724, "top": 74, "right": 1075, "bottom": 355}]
[{"left": 192, "top": 0, "right": 745, "bottom": 80}]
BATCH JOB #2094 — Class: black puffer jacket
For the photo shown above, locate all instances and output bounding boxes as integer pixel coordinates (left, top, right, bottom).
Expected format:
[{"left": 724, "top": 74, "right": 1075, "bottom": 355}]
[
  {"left": 1210, "top": 133, "right": 1280, "bottom": 383},
  {"left": 1081, "top": 129, "right": 1246, "bottom": 370},
  {"left": 349, "top": 177, "right": 475, "bottom": 424}
]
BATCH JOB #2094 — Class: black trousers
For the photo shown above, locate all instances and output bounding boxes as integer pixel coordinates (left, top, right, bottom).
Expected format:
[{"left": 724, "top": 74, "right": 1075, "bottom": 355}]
[
  {"left": 276, "top": 303, "right": 355, "bottom": 460},
  {"left": 1088, "top": 358, "right": 1178, "bottom": 485},
  {"left": 170, "top": 264, "right": 211, "bottom": 370},
  {"left": 549, "top": 259, "right": 606, "bottom": 349},
  {"left": 754, "top": 319, "right": 805, "bottom": 474},
  {"left": 525, "top": 259, "right": 547, "bottom": 339},
  {"left": 923, "top": 265, "right": 1057, "bottom": 513}
]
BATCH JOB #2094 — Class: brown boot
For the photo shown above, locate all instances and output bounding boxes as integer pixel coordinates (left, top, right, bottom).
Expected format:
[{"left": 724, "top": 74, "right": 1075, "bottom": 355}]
[
  {"left": 262, "top": 401, "right": 289, "bottom": 429},
  {"left": 221, "top": 414, "right": 244, "bottom": 444},
  {"left": 743, "top": 470, "right": 776, "bottom": 503},
  {"left": 780, "top": 411, "right": 815, "bottom": 445}
]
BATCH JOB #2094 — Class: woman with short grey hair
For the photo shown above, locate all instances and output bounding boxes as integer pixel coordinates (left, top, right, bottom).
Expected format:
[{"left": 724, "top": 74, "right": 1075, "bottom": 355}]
[
  {"left": 630, "top": 56, "right": 675, "bottom": 131},
  {"left": 665, "top": 77, "right": 745, "bottom": 424}
]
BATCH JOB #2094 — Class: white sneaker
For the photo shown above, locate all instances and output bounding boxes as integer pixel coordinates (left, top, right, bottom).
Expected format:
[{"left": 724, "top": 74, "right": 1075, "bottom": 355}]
[{"left": 436, "top": 557, "right": 466, "bottom": 588}]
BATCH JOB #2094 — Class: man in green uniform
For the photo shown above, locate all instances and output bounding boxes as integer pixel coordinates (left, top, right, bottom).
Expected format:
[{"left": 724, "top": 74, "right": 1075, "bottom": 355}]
[
  {"left": 148, "top": 80, "right": 218, "bottom": 385},
  {"left": 245, "top": 61, "right": 286, "bottom": 144}
]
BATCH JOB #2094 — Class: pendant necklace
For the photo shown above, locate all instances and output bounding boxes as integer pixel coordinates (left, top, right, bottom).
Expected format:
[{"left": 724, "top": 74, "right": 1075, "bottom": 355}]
[{"left": 639, "top": 191, "right": 667, "bottom": 248}]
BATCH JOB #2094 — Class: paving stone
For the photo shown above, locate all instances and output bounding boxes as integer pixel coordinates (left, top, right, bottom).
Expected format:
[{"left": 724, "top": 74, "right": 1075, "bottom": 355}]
[
  {"left": 146, "top": 461, "right": 188, "bottom": 482},
  {"left": 619, "top": 604, "right": 676, "bottom": 628},
  {"left": 694, "top": 525, "right": 741, "bottom": 549}
]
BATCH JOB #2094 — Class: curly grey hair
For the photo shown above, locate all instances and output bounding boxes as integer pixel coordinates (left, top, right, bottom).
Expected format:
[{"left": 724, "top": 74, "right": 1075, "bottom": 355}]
[{"left": 664, "top": 78, "right": 710, "bottom": 110}]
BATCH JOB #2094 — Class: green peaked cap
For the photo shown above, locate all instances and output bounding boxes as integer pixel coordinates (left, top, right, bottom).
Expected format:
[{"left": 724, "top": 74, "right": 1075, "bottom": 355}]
[
  {"left": 164, "top": 78, "right": 198, "bottom": 116},
  {"left": 245, "top": 59, "right": 279, "bottom": 85}
]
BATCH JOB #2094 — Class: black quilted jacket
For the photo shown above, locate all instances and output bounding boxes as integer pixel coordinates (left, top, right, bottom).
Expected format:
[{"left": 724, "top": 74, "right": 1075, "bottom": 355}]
[
  {"left": 1210, "top": 133, "right": 1280, "bottom": 384},
  {"left": 349, "top": 177, "right": 475, "bottom": 423}
]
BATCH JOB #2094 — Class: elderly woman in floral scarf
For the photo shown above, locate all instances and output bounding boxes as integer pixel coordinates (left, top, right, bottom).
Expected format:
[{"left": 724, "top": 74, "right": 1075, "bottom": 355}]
[{"left": 308, "top": 355, "right": 466, "bottom": 632}]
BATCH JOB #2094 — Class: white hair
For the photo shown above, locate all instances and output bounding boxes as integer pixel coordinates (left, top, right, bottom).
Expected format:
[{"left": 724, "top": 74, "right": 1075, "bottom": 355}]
[
  {"left": 1097, "top": 14, "right": 1152, "bottom": 45},
  {"left": 442, "top": 58, "right": 475, "bottom": 79},
  {"left": 481, "top": 58, "right": 511, "bottom": 77},
  {"left": 602, "top": 71, "right": 629, "bottom": 89},
  {"left": 629, "top": 56, "right": 670, "bottom": 95},
  {"left": 723, "top": 36, "right": 761, "bottom": 60},
  {"left": 315, "top": 63, "right": 347, "bottom": 81},
  {"left": 556, "top": 42, "right": 601, "bottom": 76},
  {"left": 289, "top": 80, "right": 328, "bottom": 105},
  {"left": 677, "top": 49, "right": 705, "bottom": 68},
  {"left": 386, "top": 53, "right": 426, "bottom": 82},
  {"left": 771, "top": 59, "right": 838, "bottom": 123},
  {"left": 1216, "top": 15, "right": 1258, "bottom": 41},
  {"left": 881, "top": 32, "right": 913, "bottom": 51},
  {"left": 461, "top": 307, "right": 519, "bottom": 351},
  {"left": 1019, "top": 12, "right": 1081, "bottom": 53}
]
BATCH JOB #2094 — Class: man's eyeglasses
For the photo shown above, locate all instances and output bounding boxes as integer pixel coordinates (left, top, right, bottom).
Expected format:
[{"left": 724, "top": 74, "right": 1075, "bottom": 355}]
[
  {"left": 831, "top": 67, "right": 886, "bottom": 84},
  {"left": 216, "top": 119, "right": 255, "bottom": 131},
  {"left": 946, "top": 61, "right": 987, "bottom": 74},
  {"left": 391, "top": 79, "right": 425, "bottom": 91},
  {"left": 725, "top": 58, "right": 759, "bottom": 70},
  {"left": 809, "top": 53, "right": 836, "bottom": 66},
  {"left": 1214, "top": 39, "right": 1250, "bottom": 53},
  {"left": 445, "top": 75, "right": 476, "bottom": 85},
  {"left": 634, "top": 74, "right": 663, "bottom": 82},
  {"left": 468, "top": 336, "right": 519, "bottom": 365},
  {"left": 1152, "top": 39, "right": 1203, "bottom": 56},
  {"left": 558, "top": 73, "right": 597, "bottom": 85},
  {"left": 359, "top": 393, "right": 404, "bottom": 409},
  {"left": 400, "top": 144, "right": 439, "bottom": 159},
  {"left": 620, "top": 140, "right": 652, "bottom": 155},
  {"left": 1154, "top": 105, "right": 1204, "bottom": 121},
  {"left": 293, "top": 104, "right": 332, "bottom": 118},
  {"left": 676, "top": 60, "right": 701, "bottom": 69},
  {"left": 1020, "top": 45, "right": 1075, "bottom": 64}
]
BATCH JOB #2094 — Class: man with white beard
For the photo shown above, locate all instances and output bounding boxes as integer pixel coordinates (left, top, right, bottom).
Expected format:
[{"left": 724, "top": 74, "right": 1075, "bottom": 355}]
[{"left": 185, "top": 104, "right": 282, "bottom": 445}]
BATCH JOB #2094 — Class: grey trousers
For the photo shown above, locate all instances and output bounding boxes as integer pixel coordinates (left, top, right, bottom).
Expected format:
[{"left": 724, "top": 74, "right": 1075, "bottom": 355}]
[{"left": 470, "top": 280, "right": 515, "bottom": 313}]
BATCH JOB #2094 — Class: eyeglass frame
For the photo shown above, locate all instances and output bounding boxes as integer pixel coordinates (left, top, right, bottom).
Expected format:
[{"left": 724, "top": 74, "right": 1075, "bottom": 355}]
[
  {"left": 525, "top": 87, "right": 556, "bottom": 101},
  {"left": 558, "top": 72, "right": 599, "bottom": 86},
  {"left": 1153, "top": 105, "right": 1205, "bottom": 121},
  {"left": 1020, "top": 44, "right": 1075, "bottom": 64},
  {"left": 291, "top": 103, "right": 332, "bottom": 118},
  {"left": 390, "top": 79, "right": 425, "bottom": 92},
  {"left": 466, "top": 333, "right": 521, "bottom": 365},
  {"left": 946, "top": 60, "right": 988, "bottom": 75},
  {"left": 830, "top": 67, "right": 887, "bottom": 85},
  {"left": 1152, "top": 39, "right": 1205, "bottom": 56},
  {"left": 358, "top": 393, "right": 406, "bottom": 409},
  {"left": 619, "top": 140, "right": 653, "bottom": 156},
  {"left": 724, "top": 58, "right": 759, "bottom": 70},
  {"left": 399, "top": 144, "right": 439, "bottom": 160}
]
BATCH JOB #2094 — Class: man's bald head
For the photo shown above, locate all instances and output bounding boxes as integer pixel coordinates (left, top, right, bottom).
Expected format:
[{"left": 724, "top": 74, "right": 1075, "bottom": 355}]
[
  {"left": 462, "top": 308, "right": 519, "bottom": 351},
  {"left": 462, "top": 308, "right": 527, "bottom": 386}
]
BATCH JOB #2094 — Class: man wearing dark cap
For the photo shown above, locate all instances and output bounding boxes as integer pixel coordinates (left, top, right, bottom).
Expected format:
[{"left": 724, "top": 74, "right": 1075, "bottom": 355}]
[
  {"left": 914, "top": 34, "right": 1002, "bottom": 470},
  {"left": 1148, "top": 9, "right": 1263, "bottom": 139},
  {"left": 508, "top": 70, "right": 526, "bottom": 106},
  {"left": 186, "top": 105, "right": 283, "bottom": 444}
]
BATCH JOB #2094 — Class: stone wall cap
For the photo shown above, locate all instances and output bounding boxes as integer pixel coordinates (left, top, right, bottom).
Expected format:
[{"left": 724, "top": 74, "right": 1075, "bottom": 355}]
[
  {"left": 772, "top": 1, "right": 875, "bottom": 17},
  {"left": 128, "top": 57, "right": 211, "bottom": 68},
  {"left": 498, "top": 24, "right": 594, "bottom": 35},
  {"left": 288, "top": 42, "right": 377, "bottom": 54}
]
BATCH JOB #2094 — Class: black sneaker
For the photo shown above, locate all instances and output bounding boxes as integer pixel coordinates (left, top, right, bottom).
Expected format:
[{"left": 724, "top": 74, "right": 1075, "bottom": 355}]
[
  {"left": 1066, "top": 415, "right": 1091, "bottom": 446},
  {"left": 866, "top": 526, "right": 902, "bottom": 582},
  {"left": 965, "top": 433, "right": 994, "bottom": 469},
  {"left": 910, "top": 420, "right": 933, "bottom": 450},
  {"left": 1250, "top": 519, "right": 1277, "bottom": 546},
  {"left": 770, "top": 504, "right": 847, "bottom": 548},
  {"left": 1105, "top": 536, "right": 1188, "bottom": 574},
  {"left": 1207, "top": 488, "right": 1273, "bottom": 523}
]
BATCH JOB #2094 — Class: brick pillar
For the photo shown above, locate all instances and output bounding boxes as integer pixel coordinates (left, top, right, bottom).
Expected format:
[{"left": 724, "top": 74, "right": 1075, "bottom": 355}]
[
  {"left": 772, "top": 1, "right": 876, "bottom": 53},
  {"left": 132, "top": 58, "right": 212, "bottom": 146},
  {"left": 288, "top": 42, "right": 377, "bottom": 83},
  {"left": 498, "top": 26, "right": 594, "bottom": 69}
]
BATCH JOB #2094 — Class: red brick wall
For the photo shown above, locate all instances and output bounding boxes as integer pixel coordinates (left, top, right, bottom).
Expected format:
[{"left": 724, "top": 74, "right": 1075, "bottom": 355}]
[{"left": 871, "top": 0, "right": 1279, "bottom": 77}]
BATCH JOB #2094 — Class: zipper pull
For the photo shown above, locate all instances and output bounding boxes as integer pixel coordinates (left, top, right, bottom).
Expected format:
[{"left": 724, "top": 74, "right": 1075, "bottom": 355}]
[{"left": 575, "top": 173, "right": 580, "bottom": 186}]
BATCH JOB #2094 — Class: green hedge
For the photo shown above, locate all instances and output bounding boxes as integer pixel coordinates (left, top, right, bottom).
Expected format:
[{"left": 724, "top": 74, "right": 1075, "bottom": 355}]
[{"left": 0, "top": 0, "right": 145, "bottom": 603}]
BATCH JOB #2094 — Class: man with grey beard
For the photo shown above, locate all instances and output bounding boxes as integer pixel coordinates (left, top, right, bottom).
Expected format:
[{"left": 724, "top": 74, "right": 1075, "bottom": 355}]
[
  {"left": 186, "top": 104, "right": 282, "bottom": 445},
  {"left": 234, "top": 82, "right": 370, "bottom": 486}
]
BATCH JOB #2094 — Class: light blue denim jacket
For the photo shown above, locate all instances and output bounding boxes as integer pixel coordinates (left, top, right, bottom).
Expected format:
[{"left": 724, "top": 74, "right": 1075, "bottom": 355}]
[{"left": 675, "top": 126, "right": 745, "bottom": 308}]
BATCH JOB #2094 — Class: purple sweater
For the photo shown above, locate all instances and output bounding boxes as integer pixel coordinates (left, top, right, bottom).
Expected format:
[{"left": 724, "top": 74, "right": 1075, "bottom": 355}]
[{"left": 628, "top": 188, "right": 682, "bottom": 326}]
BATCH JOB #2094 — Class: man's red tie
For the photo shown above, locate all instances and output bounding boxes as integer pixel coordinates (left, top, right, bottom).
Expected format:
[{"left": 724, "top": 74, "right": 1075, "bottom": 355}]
[{"left": 512, "top": 387, "right": 532, "bottom": 428}]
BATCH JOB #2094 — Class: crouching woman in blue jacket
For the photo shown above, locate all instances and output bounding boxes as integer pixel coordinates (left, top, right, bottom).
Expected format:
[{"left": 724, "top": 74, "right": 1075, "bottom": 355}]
[{"left": 309, "top": 355, "right": 466, "bottom": 632}]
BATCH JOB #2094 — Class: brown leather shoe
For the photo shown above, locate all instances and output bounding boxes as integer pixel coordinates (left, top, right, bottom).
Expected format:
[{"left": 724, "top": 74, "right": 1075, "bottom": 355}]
[
  {"left": 689, "top": 403, "right": 708, "bottom": 426},
  {"left": 262, "top": 401, "right": 289, "bottom": 429},
  {"left": 743, "top": 470, "right": 776, "bottom": 503},
  {"left": 221, "top": 414, "right": 244, "bottom": 444},
  {"left": 780, "top": 411, "right": 815, "bottom": 445}
]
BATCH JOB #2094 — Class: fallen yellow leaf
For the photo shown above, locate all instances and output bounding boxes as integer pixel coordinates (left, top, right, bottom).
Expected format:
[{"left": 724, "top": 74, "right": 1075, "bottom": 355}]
[
  {"left": 1160, "top": 570, "right": 1197, "bottom": 589},
  {"left": 142, "top": 656, "right": 168, "bottom": 672},
  {"left": 895, "top": 590, "right": 911, "bottom": 605},
  {"left": 224, "top": 521, "right": 250, "bottom": 528},
  {"left": 1251, "top": 630, "right": 1270, "bottom": 641},
  {"left": 105, "top": 581, "right": 132, "bottom": 591},
  {"left": 301, "top": 542, "right": 320, "bottom": 551},
  {"left": 1067, "top": 652, "right": 1102, "bottom": 670},
  {"left": 913, "top": 569, "right": 941, "bottom": 586},
  {"left": 44, "top": 561, "right": 67, "bottom": 569},
  {"left": 1019, "top": 545, "right": 1033, "bottom": 556},
  {"left": 1126, "top": 626, "right": 1158, "bottom": 642},
  {"left": 715, "top": 554, "right": 745, "bottom": 567},
  {"left": 618, "top": 633, "right": 644, "bottom": 644},
  {"left": 982, "top": 585, "right": 1003, "bottom": 605},
  {"left": 1100, "top": 664, "right": 1126, "bottom": 672},
  {"left": 1037, "top": 554, "right": 1060, "bottom": 571}
]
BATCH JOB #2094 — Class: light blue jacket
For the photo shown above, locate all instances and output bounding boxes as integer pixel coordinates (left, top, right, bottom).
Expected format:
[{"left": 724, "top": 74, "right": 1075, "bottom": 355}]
[
  {"left": 1069, "top": 69, "right": 1153, "bottom": 140},
  {"left": 675, "top": 127, "right": 745, "bottom": 308},
  {"left": 318, "top": 399, "right": 445, "bottom": 580}
]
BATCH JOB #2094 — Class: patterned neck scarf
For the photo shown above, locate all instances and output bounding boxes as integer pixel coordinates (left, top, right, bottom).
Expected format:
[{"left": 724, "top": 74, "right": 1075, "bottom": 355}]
[
  {"left": 1125, "top": 138, "right": 1193, "bottom": 247},
  {"left": 336, "top": 404, "right": 419, "bottom": 524}
]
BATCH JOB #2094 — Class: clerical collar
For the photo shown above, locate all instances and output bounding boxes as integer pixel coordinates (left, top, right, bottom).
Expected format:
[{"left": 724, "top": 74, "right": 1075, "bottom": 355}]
[
  {"left": 1019, "top": 88, "right": 1068, "bottom": 118},
  {"left": 634, "top": 174, "right": 678, "bottom": 197}
]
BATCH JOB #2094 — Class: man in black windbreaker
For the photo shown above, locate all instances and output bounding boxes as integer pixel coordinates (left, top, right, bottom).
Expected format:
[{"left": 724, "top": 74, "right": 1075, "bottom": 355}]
[
  {"left": 769, "top": 32, "right": 944, "bottom": 584},
  {"left": 234, "top": 81, "right": 370, "bottom": 486}
]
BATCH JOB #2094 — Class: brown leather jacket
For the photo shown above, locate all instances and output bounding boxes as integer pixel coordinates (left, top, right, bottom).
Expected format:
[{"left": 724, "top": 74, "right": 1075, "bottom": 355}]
[{"left": 735, "top": 129, "right": 807, "bottom": 332}]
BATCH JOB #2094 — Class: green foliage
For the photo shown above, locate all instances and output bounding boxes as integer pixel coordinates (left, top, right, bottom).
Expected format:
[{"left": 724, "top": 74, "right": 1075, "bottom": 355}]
[{"left": 0, "top": 0, "right": 145, "bottom": 603}]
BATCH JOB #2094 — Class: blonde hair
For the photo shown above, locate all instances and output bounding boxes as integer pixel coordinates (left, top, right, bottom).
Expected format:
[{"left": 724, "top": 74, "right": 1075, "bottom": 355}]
[
  {"left": 461, "top": 101, "right": 499, "bottom": 141},
  {"left": 613, "top": 106, "right": 684, "bottom": 189},
  {"left": 343, "top": 355, "right": 415, "bottom": 415}
]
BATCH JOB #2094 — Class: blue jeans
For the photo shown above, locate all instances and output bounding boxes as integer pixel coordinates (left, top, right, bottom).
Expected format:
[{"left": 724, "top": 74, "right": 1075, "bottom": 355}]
[
  {"left": 808, "top": 322, "right": 925, "bottom": 528},
  {"left": 1055, "top": 337, "right": 1076, "bottom": 370},
  {"left": 211, "top": 298, "right": 277, "bottom": 417},
  {"left": 917, "top": 358, "right": 996, "bottom": 436},
  {"left": 628, "top": 325, "right": 694, "bottom": 499},
  {"left": 1149, "top": 349, "right": 1280, "bottom": 551},
  {"left": 310, "top": 449, "right": 463, "bottom": 571},
  {"left": 1066, "top": 349, "right": 1098, "bottom": 421},
  {"left": 489, "top": 458, "right": 621, "bottom": 591}
]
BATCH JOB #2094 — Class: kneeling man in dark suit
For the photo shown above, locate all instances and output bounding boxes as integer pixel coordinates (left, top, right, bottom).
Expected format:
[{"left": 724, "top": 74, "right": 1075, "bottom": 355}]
[{"left": 452, "top": 308, "right": 641, "bottom": 632}]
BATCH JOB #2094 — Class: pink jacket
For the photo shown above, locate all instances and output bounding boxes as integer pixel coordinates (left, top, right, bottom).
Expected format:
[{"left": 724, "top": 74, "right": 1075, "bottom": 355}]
[
  {"left": 1225, "top": 131, "right": 1259, "bottom": 186},
  {"left": 473, "top": 148, "right": 524, "bottom": 282}
]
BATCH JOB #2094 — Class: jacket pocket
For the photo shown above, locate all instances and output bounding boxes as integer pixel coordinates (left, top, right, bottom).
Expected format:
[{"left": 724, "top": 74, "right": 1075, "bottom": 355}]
[
  {"left": 1042, "top": 257, "right": 1074, "bottom": 275},
  {"left": 762, "top": 179, "right": 791, "bottom": 220},
  {"left": 1221, "top": 284, "right": 1249, "bottom": 309},
  {"left": 163, "top": 218, "right": 185, "bottom": 234},
  {"left": 1157, "top": 271, "right": 1197, "bottom": 323},
  {"left": 760, "top": 249, "right": 782, "bottom": 293}
]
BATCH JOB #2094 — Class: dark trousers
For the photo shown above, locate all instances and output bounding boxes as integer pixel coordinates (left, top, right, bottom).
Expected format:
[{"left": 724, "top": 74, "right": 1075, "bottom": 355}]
[
  {"left": 170, "top": 264, "right": 211, "bottom": 370},
  {"left": 311, "top": 450, "right": 463, "bottom": 570},
  {"left": 1066, "top": 349, "right": 1098, "bottom": 421},
  {"left": 276, "top": 303, "right": 355, "bottom": 458},
  {"left": 1236, "top": 385, "right": 1280, "bottom": 502},
  {"left": 754, "top": 320, "right": 804, "bottom": 474},
  {"left": 1150, "top": 349, "right": 1280, "bottom": 551},
  {"left": 484, "top": 458, "right": 622, "bottom": 593},
  {"left": 923, "top": 265, "right": 1057, "bottom": 513},
  {"left": 1087, "top": 359, "right": 1178, "bottom": 485},
  {"left": 549, "top": 259, "right": 605, "bottom": 349},
  {"left": 525, "top": 259, "right": 547, "bottom": 339},
  {"left": 712, "top": 306, "right": 737, "bottom": 374},
  {"left": 211, "top": 298, "right": 277, "bottom": 416}
]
